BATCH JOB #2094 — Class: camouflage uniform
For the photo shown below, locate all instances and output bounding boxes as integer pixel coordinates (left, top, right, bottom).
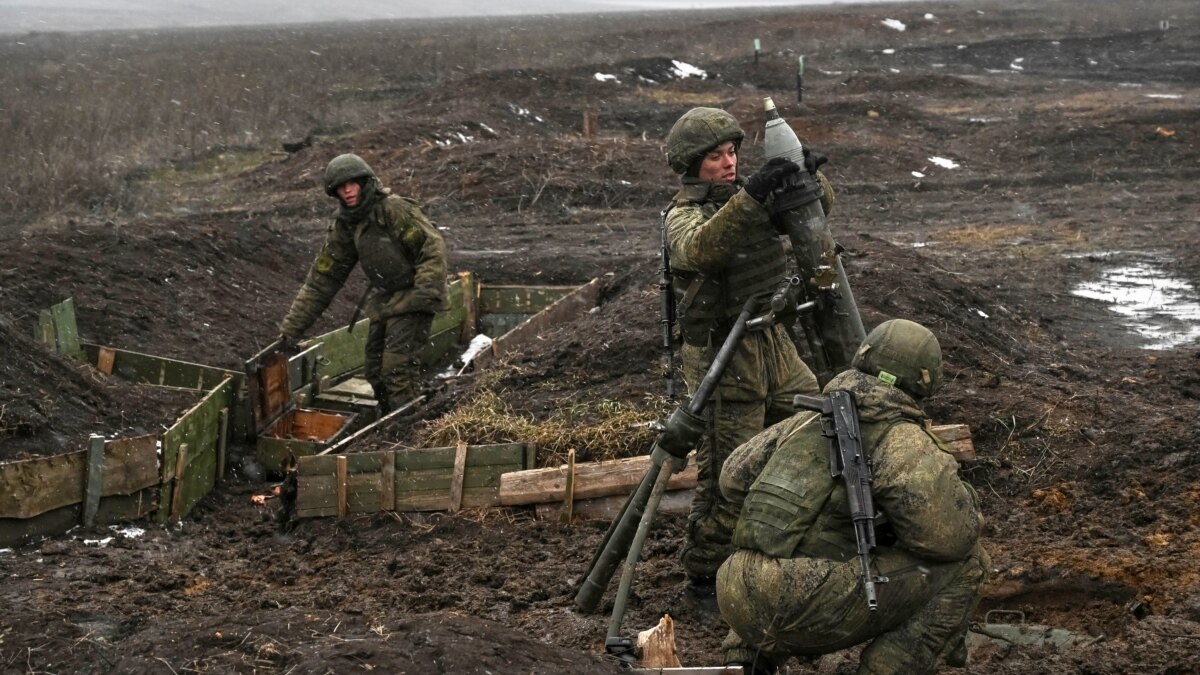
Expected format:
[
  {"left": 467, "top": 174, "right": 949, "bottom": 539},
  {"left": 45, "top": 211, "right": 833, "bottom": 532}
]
[
  {"left": 716, "top": 320, "right": 989, "bottom": 674},
  {"left": 664, "top": 108, "right": 825, "bottom": 582},
  {"left": 280, "top": 154, "right": 448, "bottom": 409}
]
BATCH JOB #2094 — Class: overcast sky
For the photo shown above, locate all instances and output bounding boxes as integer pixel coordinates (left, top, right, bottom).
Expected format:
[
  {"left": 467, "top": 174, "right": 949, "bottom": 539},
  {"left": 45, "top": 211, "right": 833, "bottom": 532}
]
[{"left": 0, "top": 0, "right": 915, "bottom": 34}]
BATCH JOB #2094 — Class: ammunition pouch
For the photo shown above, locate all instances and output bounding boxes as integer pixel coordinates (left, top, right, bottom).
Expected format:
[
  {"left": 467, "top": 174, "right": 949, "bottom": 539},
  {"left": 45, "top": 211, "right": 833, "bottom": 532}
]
[{"left": 657, "top": 407, "right": 707, "bottom": 459}]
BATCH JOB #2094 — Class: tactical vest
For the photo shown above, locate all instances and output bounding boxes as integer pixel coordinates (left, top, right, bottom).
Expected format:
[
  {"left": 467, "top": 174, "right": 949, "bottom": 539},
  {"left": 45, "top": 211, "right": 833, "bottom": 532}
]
[
  {"left": 669, "top": 187, "right": 788, "bottom": 347},
  {"left": 731, "top": 414, "right": 904, "bottom": 560},
  {"left": 352, "top": 196, "right": 419, "bottom": 294}
]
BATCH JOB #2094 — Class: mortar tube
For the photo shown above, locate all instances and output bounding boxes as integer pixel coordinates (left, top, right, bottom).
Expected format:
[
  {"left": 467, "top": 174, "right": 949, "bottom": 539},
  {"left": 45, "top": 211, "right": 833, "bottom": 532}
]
[
  {"left": 762, "top": 96, "right": 865, "bottom": 381},
  {"left": 575, "top": 298, "right": 758, "bottom": 614},
  {"left": 601, "top": 298, "right": 758, "bottom": 637}
]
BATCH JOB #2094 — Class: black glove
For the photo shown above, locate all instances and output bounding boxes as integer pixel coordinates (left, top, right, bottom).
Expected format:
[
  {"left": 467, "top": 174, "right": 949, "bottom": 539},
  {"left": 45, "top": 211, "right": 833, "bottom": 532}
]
[
  {"left": 277, "top": 333, "right": 298, "bottom": 354},
  {"left": 744, "top": 157, "right": 802, "bottom": 204},
  {"left": 802, "top": 147, "right": 828, "bottom": 175}
]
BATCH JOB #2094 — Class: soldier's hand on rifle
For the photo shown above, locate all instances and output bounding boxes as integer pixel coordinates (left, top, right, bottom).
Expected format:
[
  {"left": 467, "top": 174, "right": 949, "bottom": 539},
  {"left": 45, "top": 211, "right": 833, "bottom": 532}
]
[
  {"left": 802, "top": 147, "right": 828, "bottom": 175},
  {"left": 744, "top": 157, "right": 802, "bottom": 204}
]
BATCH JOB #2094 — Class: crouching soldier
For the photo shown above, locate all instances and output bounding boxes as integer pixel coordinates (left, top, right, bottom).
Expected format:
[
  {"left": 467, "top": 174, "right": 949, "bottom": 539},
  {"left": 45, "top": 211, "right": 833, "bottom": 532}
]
[
  {"left": 716, "top": 319, "right": 990, "bottom": 674},
  {"left": 278, "top": 153, "right": 448, "bottom": 412}
]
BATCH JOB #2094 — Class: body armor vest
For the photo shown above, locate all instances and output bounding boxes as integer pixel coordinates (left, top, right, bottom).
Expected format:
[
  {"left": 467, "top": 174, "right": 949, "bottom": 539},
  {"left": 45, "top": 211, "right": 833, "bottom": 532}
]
[
  {"left": 352, "top": 197, "right": 417, "bottom": 294},
  {"left": 670, "top": 193, "right": 788, "bottom": 347}
]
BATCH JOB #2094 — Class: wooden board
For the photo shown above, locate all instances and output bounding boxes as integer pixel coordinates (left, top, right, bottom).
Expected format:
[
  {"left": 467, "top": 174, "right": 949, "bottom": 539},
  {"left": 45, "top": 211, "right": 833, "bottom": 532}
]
[
  {"left": 0, "top": 434, "right": 159, "bottom": 520},
  {"left": 294, "top": 443, "right": 529, "bottom": 518},
  {"left": 473, "top": 277, "right": 605, "bottom": 369},
  {"left": 81, "top": 342, "right": 240, "bottom": 392},
  {"left": 300, "top": 318, "right": 370, "bottom": 381},
  {"left": 536, "top": 488, "right": 695, "bottom": 521},
  {"left": 50, "top": 297, "right": 83, "bottom": 359},
  {"left": 500, "top": 454, "right": 698, "bottom": 506},
  {"left": 0, "top": 488, "right": 158, "bottom": 547},
  {"left": 158, "top": 377, "right": 234, "bottom": 522},
  {"left": 477, "top": 285, "right": 578, "bottom": 314}
]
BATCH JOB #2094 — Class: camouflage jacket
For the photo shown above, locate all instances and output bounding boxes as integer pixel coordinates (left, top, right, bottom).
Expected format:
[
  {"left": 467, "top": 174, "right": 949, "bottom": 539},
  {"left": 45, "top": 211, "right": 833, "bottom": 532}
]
[
  {"left": 666, "top": 180, "right": 788, "bottom": 345},
  {"left": 280, "top": 192, "right": 448, "bottom": 339},
  {"left": 722, "top": 369, "right": 982, "bottom": 563}
]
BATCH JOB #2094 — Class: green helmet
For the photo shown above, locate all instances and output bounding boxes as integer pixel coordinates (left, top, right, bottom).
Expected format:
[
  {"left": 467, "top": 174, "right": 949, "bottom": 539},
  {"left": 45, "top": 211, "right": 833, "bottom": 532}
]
[
  {"left": 323, "top": 153, "right": 377, "bottom": 196},
  {"left": 665, "top": 107, "right": 745, "bottom": 175},
  {"left": 851, "top": 319, "right": 943, "bottom": 399}
]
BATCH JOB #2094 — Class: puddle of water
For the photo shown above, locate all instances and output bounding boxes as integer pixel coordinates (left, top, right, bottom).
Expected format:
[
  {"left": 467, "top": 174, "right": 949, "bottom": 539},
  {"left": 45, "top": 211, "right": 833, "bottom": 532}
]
[{"left": 1071, "top": 262, "right": 1200, "bottom": 350}]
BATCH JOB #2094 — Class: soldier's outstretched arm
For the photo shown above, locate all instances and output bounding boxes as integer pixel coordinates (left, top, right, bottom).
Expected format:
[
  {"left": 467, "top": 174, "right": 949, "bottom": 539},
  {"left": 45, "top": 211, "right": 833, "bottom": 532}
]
[{"left": 279, "top": 223, "right": 358, "bottom": 339}]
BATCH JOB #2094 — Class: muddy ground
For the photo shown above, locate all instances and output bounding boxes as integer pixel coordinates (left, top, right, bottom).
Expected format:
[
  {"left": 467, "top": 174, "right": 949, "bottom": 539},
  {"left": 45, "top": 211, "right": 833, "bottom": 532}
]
[{"left": 2, "top": 0, "right": 1200, "bottom": 672}]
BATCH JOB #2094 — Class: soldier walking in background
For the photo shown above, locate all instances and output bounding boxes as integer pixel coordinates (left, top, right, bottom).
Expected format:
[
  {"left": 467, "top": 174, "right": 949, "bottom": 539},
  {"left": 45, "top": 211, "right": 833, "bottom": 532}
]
[
  {"left": 717, "top": 320, "right": 989, "bottom": 675},
  {"left": 278, "top": 153, "right": 448, "bottom": 413},
  {"left": 662, "top": 107, "right": 835, "bottom": 604}
]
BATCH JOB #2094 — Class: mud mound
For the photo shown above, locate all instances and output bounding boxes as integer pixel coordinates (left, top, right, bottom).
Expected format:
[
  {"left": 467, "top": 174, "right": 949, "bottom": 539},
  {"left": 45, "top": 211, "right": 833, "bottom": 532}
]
[{"left": 0, "top": 314, "right": 192, "bottom": 460}]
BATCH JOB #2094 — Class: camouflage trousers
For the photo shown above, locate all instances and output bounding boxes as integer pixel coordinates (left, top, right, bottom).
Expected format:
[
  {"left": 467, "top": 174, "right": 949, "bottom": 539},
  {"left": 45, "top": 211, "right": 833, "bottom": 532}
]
[
  {"left": 678, "top": 325, "right": 819, "bottom": 582},
  {"left": 363, "top": 311, "right": 433, "bottom": 411},
  {"left": 717, "top": 543, "right": 991, "bottom": 674}
]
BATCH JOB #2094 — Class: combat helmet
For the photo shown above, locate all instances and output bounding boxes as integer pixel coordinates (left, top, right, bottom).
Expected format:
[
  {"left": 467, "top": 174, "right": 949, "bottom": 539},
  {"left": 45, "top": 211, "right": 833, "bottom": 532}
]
[
  {"left": 665, "top": 107, "right": 745, "bottom": 175},
  {"left": 851, "top": 319, "right": 943, "bottom": 399},
  {"left": 324, "top": 153, "right": 377, "bottom": 197}
]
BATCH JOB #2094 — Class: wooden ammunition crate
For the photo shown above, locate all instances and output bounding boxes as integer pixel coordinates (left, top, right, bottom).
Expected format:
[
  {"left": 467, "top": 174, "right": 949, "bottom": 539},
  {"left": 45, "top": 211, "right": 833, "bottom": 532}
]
[{"left": 246, "top": 345, "right": 356, "bottom": 474}]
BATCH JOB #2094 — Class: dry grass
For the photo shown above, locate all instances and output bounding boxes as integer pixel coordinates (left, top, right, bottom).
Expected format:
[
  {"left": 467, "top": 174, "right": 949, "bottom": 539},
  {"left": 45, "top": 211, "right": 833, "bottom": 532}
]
[{"left": 416, "top": 389, "right": 660, "bottom": 468}]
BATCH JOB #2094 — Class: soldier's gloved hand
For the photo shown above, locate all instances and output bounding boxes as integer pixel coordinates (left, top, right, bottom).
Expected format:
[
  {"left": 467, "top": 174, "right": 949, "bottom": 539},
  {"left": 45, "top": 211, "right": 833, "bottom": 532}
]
[
  {"left": 744, "top": 157, "right": 802, "bottom": 204},
  {"left": 277, "top": 333, "right": 298, "bottom": 354},
  {"left": 802, "top": 147, "right": 828, "bottom": 175},
  {"left": 657, "top": 407, "right": 707, "bottom": 459}
]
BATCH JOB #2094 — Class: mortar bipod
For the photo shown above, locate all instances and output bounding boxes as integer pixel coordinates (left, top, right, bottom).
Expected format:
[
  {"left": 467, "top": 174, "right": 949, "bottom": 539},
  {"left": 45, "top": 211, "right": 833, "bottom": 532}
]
[{"left": 572, "top": 295, "right": 814, "bottom": 661}]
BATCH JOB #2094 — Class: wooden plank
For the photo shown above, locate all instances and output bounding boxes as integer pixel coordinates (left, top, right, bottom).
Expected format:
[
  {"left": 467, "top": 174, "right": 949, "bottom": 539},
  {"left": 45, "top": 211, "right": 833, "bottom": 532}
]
[
  {"left": 51, "top": 298, "right": 83, "bottom": 360},
  {"left": 562, "top": 448, "right": 576, "bottom": 524},
  {"left": 537, "top": 489, "right": 694, "bottom": 521},
  {"left": 459, "top": 271, "right": 478, "bottom": 343},
  {"left": 0, "top": 434, "right": 158, "bottom": 520},
  {"left": 500, "top": 454, "right": 698, "bottom": 506},
  {"left": 301, "top": 318, "right": 370, "bottom": 381},
  {"left": 477, "top": 285, "right": 578, "bottom": 314},
  {"left": 473, "top": 277, "right": 604, "bottom": 369},
  {"left": 337, "top": 455, "right": 349, "bottom": 519},
  {"left": 80, "top": 342, "right": 241, "bottom": 392},
  {"left": 169, "top": 443, "right": 189, "bottom": 520},
  {"left": 37, "top": 309, "right": 55, "bottom": 347},
  {"left": 294, "top": 443, "right": 527, "bottom": 517},
  {"left": 159, "top": 377, "right": 233, "bottom": 522},
  {"left": 928, "top": 423, "right": 975, "bottom": 461},
  {"left": 325, "top": 377, "right": 375, "bottom": 397},
  {"left": 81, "top": 435, "right": 106, "bottom": 526},
  {"left": 96, "top": 347, "right": 116, "bottom": 375},
  {"left": 449, "top": 442, "right": 468, "bottom": 513},
  {"left": 380, "top": 450, "right": 395, "bottom": 511},
  {"left": 217, "top": 408, "right": 229, "bottom": 479},
  {"left": 0, "top": 488, "right": 158, "bottom": 547}
]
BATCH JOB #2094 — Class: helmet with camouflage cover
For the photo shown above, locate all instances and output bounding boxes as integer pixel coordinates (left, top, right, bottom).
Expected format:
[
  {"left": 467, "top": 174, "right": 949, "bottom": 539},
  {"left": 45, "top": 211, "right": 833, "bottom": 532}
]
[
  {"left": 851, "top": 319, "right": 943, "bottom": 399},
  {"left": 666, "top": 107, "right": 745, "bottom": 176},
  {"left": 324, "top": 153, "right": 377, "bottom": 197}
]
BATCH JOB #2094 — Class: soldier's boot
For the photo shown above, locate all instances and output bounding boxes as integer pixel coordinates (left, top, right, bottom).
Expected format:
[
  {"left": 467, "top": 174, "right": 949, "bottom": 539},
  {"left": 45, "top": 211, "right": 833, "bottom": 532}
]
[{"left": 944, "top": 632, "right": 969, "bottom": 668}]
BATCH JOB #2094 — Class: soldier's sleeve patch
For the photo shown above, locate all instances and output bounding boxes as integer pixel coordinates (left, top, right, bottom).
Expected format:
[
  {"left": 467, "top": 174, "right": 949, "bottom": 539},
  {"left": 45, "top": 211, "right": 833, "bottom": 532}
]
[{"left": 314, "top": 250, "right": 336, "bottom": 274}]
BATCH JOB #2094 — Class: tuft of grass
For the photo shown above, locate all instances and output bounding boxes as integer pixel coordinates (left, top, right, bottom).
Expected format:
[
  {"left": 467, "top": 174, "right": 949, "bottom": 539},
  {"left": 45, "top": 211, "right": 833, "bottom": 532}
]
[{"left": 416, "top": 389, "right": 662, "bottom": 467}]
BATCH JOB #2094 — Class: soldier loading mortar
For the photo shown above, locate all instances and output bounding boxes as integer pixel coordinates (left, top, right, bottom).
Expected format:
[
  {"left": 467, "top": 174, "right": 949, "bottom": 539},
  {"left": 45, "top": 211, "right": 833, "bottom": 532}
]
[{"left": 577, "top": 101, "right": 869, "bottom": 665}]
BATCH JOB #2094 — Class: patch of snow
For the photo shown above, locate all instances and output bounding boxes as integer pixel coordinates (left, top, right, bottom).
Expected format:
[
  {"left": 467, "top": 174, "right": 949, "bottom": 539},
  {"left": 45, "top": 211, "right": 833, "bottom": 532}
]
[
  {"left": 928, "top": 156, "right": 960, "bottom": 169},
  {"left": 881, "top": 48, "right": 896, "bottom": 55},
  {"left": 1072, "top": 261, "right": 1200, "bottom": 350},
  {"left": 1144, "top": 94, "right": 1182, "bottom": 100},
  {"left": 882, "top": 18, "right": 906, "bottom": 31},
  {"left": 83, "top": 537, "right": 114, "bottom": 547},
  {"left": 594, "top": 72, "right": 620, "bottom": 83},
  {"left": 974, "top": 308, "right": 990, "bottom": 319},
  {"left": 670, "top": 60, "right": 707, "bottom": 79},
  {"left": 912, "top": 171, "right": 925, "bottom": 178}
]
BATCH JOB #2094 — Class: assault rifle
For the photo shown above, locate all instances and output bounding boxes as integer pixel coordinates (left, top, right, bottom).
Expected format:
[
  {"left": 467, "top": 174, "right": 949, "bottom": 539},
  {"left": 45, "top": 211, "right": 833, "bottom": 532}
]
[
  {"left": 793, "top": 390, "right": 888, "bottom": 610},
  {"left": 658, "top": 208, "right": 678, "bottom": 400}
]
